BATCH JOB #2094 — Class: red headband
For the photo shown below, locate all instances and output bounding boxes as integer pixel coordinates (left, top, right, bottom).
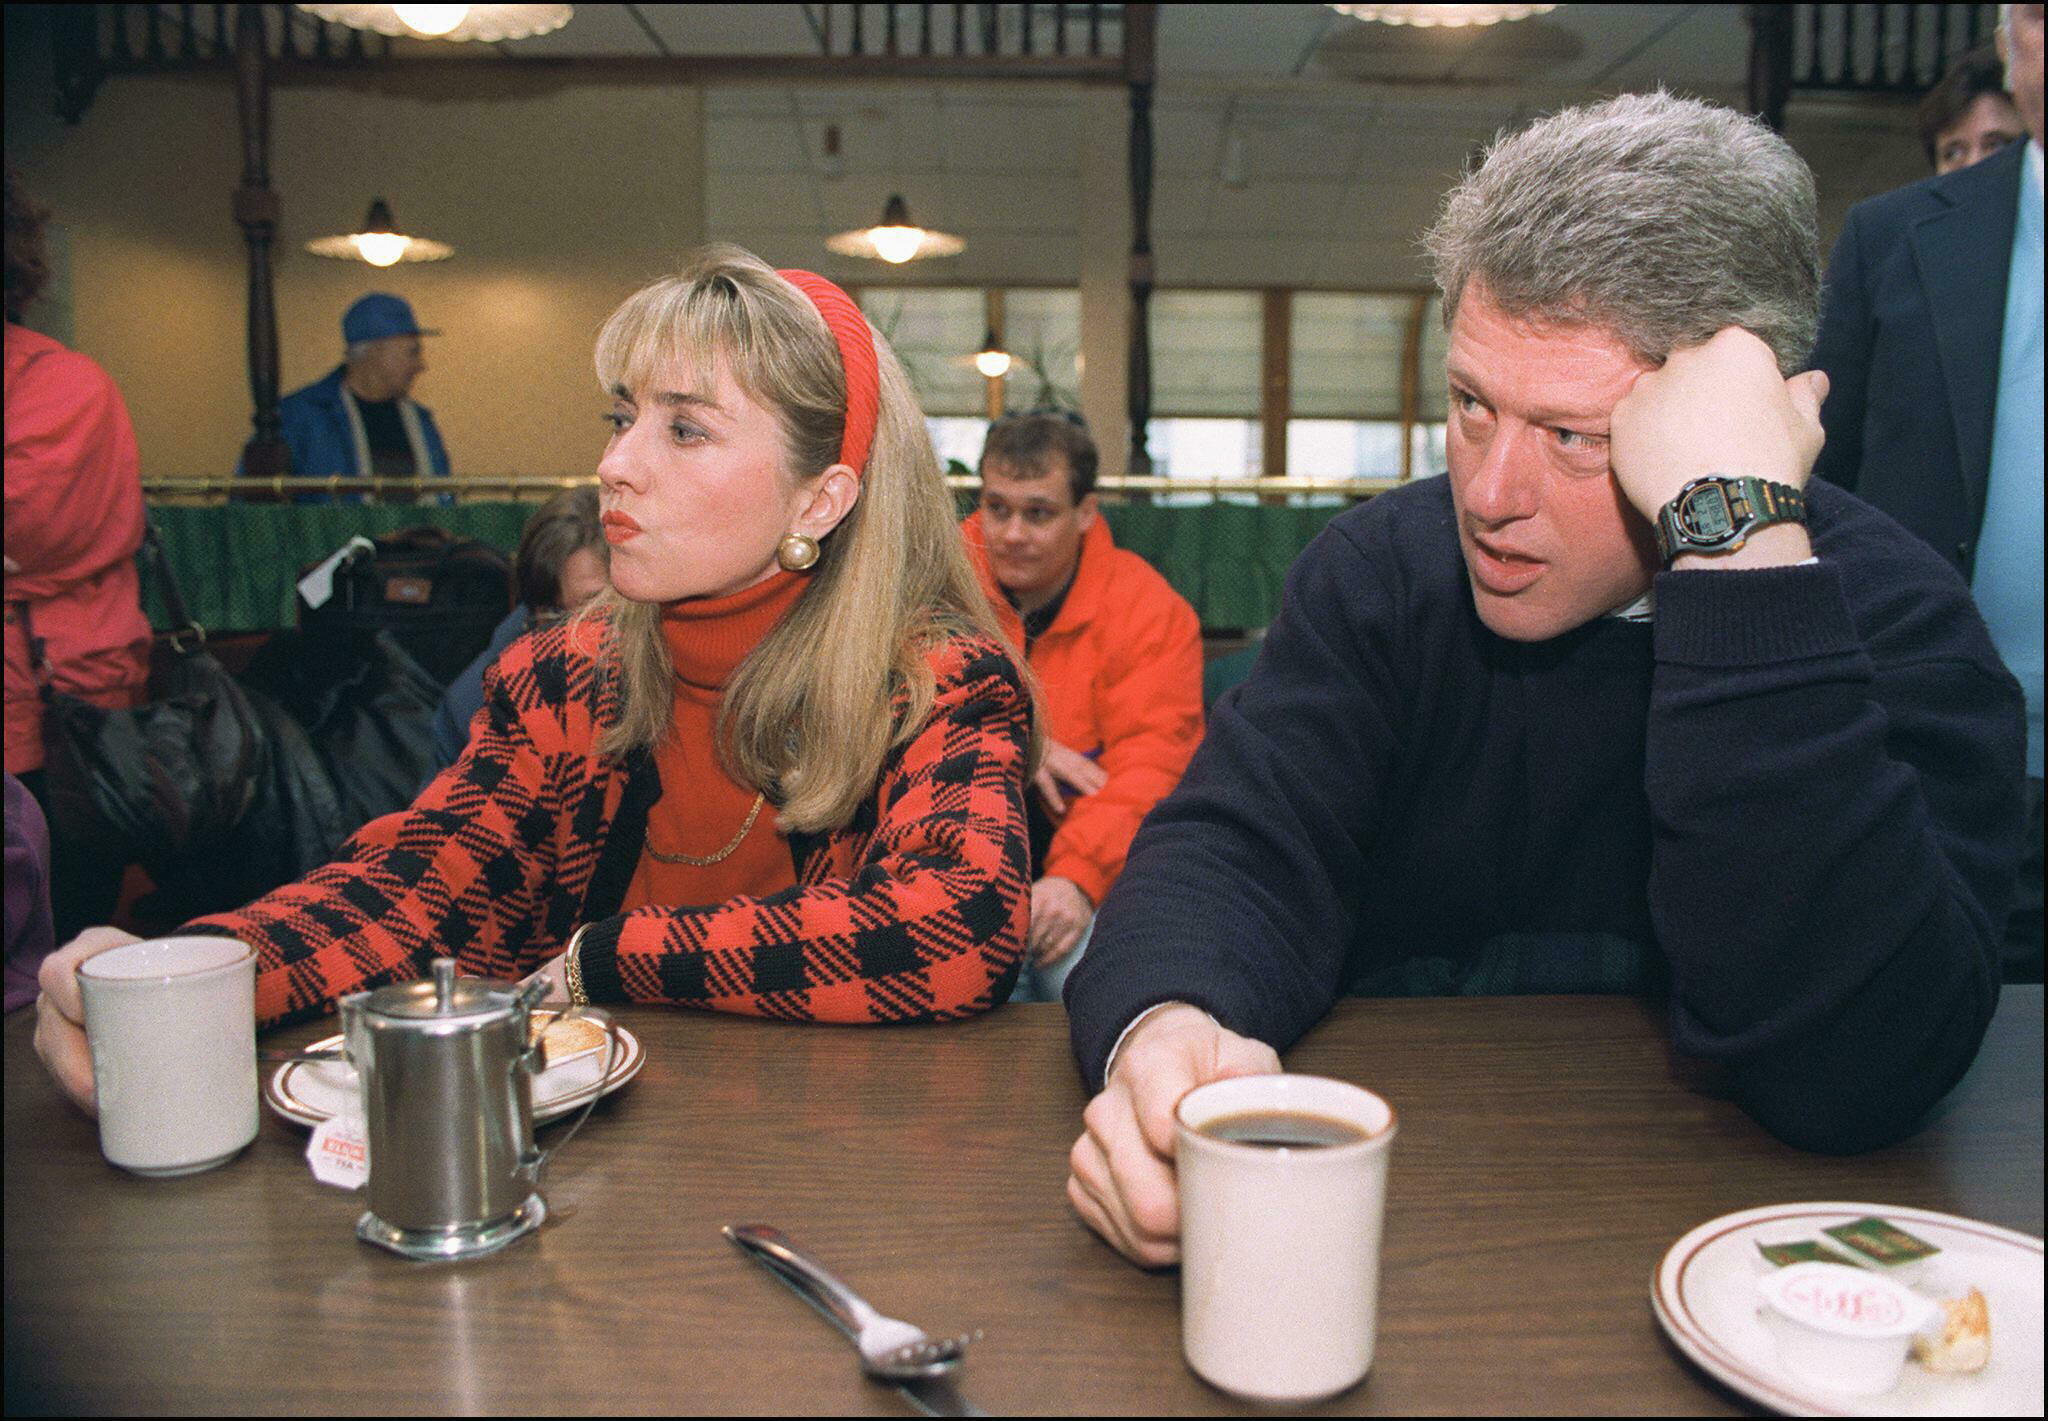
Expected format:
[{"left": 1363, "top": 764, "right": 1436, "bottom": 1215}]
[{"left": 777, "top": 268, "right": 879, "bottom": 478}]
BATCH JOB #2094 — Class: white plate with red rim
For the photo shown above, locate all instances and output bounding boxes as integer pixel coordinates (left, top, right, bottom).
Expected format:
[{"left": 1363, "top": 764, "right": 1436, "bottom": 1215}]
[
  {"left": 264, "top": 1022, "right": 646, "bottom": 1129},
  {"left": 1651, "top": 1202, "right": 2043, "bottom": 1416}
]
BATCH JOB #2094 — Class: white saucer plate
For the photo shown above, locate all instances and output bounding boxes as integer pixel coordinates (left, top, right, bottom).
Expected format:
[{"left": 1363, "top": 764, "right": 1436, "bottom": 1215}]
[
  {"left": 265, "top": 1023, "right": 645, "bottom": 1128},
  {"left": 1651, "top": 1202, "right": 2043, "bottom": 1417}
]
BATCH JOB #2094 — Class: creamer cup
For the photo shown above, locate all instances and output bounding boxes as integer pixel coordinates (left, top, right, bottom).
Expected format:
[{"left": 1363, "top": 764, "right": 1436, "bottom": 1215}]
[{"left": 1756, "top": 1261, "right": 1937, "bottom": 1395}]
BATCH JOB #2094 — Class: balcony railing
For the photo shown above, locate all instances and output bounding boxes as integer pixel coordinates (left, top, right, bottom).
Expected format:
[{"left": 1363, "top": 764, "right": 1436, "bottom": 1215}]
[
  {"left": 54, "top": 4, "right": 1134, "bottom": 121},
  {"left": 1792, "top": 3, "right": 2003, "bottom": 94},
  {"left": 140, "top": 473, "right": 1400, "bottom": 506}
]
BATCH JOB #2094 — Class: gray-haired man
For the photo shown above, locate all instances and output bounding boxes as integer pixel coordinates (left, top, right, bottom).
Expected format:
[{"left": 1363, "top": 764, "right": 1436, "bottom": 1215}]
[{"left": 1063, "top": 93, "right": 2027, "bottom": 1268}]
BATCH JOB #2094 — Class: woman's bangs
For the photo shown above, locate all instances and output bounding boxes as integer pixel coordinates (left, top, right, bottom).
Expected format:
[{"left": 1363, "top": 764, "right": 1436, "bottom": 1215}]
[{"left": 593, "top": 280, "right": 705, "bottom": 398}]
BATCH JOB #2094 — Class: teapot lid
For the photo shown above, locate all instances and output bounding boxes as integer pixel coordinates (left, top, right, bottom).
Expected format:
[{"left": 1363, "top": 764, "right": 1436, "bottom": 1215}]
[{"left": 362, "top": 958, "right": 519, "bottom": 1023}]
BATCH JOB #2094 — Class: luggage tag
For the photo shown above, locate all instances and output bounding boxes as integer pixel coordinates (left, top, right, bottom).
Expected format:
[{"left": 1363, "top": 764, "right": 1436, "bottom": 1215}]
[{"left": 297, "top": 536, "right": 377, "bottom": 611}]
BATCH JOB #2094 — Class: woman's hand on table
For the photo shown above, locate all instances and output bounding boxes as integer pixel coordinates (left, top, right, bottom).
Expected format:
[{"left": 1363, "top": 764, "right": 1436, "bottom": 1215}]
[
  {"left": 33, "top": 927, "right": 142, "bottom": 1116},
  {"left": 1066, "top": 1004, "right": 1280, "bottom": 1268}
]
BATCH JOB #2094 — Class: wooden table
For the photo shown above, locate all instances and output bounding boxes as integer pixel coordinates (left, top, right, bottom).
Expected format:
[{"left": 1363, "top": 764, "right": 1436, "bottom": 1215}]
[{"left": 6, "top": 990, "right": 2041, "bottom": 1415}]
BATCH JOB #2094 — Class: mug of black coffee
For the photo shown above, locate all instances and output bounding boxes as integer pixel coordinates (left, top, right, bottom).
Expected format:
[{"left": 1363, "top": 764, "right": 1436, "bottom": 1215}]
[{"left": 1175, "top": 1074, "right": 1397, "bottom": 1402}]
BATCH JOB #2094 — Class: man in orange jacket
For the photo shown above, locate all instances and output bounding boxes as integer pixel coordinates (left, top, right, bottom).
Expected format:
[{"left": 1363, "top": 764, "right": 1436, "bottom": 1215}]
[{"left": 963, "top": 412, "right": 1204, "bottom": 1002}]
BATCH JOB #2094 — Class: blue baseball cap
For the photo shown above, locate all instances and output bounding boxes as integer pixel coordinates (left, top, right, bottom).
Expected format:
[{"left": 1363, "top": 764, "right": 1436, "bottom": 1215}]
[{"left": 342, "top": 293, "right": 438, "bottom": 344}]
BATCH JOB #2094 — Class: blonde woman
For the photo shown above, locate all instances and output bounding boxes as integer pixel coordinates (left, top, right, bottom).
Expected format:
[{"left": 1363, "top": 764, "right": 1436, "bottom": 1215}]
[{"left": 34, "top": 247, "right": 1035, "bottom": 1109}]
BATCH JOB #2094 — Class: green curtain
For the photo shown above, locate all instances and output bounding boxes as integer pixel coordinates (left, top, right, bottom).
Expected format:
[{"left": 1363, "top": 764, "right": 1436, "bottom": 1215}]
[
  {"left": 144, "top": 503, "right": 543, "bottom": 632},
  {"left": 144, "top": 499, "right": 1356, "bottom": 634},
  {"left": 1099, "top": 503, "right": 1347, "bottom": 631}
]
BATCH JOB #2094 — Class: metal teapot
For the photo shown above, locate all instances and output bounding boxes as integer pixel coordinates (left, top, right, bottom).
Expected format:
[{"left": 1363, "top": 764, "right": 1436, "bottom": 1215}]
[{"left": 338, "top": 957, "right": 613, "bottom": 1261}]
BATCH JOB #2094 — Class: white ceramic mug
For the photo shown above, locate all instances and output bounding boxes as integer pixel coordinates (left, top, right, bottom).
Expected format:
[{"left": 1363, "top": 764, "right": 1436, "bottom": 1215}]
[
  {"left": 77, "top": 936, "right": 259, "bottom": 1176},
  {"left": 1175, "top": 1073, "right": 1397, "bottom": 1403}
]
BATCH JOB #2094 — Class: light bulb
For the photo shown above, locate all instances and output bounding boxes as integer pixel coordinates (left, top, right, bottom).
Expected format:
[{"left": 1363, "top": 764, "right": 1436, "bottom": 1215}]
[
  {"left": 974, "top": 349, "right": 1013, "bottom": 379},
  {"left": 393, "top": 5, "right": 470, "bottom": 37},
  {"left": 355, "top": 232, "right": 410, "bottom": 267},
  {"left": 870, "top": 226, "right": 923, "bottom": 265}
]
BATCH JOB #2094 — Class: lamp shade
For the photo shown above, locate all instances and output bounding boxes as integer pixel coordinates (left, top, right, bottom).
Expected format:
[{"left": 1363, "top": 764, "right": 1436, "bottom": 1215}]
[
  {"left": 826, "top": 194, "right": 966, "bottom": 265},
  {"left": 306, "top": 198, "right": 454, "bottom": 267},
  {"left": 297, "top": 5, "right": 574, "bottom": 42},
  {"left": 1326, "top": 4, "right": 1557, "bottom": 25}
]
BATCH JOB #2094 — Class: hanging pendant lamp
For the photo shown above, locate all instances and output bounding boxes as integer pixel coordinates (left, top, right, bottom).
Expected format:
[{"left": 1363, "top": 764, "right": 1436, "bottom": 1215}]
[
  {"left": 973, "top": 330, "right": 1012, "bottom": 379},
  {"left": 297, "top": 5, "right": 573, "bottom": 42},
  {"left": 826, "top": 195, "right": 966, "bottom": 265},
  {"left": 306, "top": 198, "right": 454, "bottom": 267},
  {"left": 1326, "top": 4, "right": 1557, "bottom": 26}
]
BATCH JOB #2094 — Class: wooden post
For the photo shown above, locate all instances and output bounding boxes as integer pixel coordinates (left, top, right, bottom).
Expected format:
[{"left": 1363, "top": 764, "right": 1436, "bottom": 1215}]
[
  {"left": 1746, "top": 3, "right": 1795, "bottom": 132},
  {"left": 1260, "top": 288, "right": 1289, "bottom": 502},
  {"left": 1123, "top": 4, "right": 1157, "bottom": 481},
  {"left": 234, "top": 3, "right": 290, "bottom": 496},
  {"left": 1399, "top": 292, "right": 1428, "bottom": 483},
  {"left": 985, "top": 287, "right": 1007, "bottom": 421}
]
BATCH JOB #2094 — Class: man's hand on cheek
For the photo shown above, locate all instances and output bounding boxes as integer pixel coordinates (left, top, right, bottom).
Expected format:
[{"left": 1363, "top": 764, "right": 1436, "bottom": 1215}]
[{"left": 1609, "top": 327, "right": 1828, "bottom": 525}]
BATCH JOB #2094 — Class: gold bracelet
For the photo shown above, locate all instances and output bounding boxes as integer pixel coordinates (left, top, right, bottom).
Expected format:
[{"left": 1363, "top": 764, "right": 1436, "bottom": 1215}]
[{"left": 562, "top": 925, "right": 591, "bottom": 1008}]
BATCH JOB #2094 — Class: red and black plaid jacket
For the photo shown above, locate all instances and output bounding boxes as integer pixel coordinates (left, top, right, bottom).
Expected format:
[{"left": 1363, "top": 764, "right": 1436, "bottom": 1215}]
[{"left": 188, "top": 619, "right": 1033, "bottom": 1029}]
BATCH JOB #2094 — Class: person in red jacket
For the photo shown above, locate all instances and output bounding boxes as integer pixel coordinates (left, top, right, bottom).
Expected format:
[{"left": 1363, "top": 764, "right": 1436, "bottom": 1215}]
[
  {"left": 3, "top": 163, "right": 152, "bottom": 940},
  {"left": 963, "top": 412, "right": 1203, "bottom": 1002}
]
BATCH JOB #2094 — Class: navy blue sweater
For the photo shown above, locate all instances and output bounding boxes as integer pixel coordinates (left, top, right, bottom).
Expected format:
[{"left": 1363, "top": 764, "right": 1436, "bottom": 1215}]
[{"left": 1067, "top": 478, "right": 2026, "bottom": 1153}]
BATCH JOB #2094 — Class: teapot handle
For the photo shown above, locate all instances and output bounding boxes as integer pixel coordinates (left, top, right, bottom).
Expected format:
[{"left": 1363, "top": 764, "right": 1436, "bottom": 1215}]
[{"left": 518, "top": 1005, "right": 621, "bottom": 1192}]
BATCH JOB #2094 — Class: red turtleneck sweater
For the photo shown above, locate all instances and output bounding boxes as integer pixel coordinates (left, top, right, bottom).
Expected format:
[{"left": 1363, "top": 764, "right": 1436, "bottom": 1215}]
[{"left": 620, "top": 571, "right": 807, "bottom": 912}]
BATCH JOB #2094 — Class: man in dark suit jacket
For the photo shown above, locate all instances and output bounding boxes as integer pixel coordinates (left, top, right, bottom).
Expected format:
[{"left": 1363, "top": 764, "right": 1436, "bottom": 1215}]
[
  {"left": 1809, "top": 135, "right": 2030, "bottom": 573},
  {"left": 1810, "top": 1, "right": 2043, "bottom": 983}
]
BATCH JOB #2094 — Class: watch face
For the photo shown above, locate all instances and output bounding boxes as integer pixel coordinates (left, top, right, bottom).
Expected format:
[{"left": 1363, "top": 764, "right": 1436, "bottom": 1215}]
[{"left": 1678, "top": 484, "right": 1735, "bottom": 542}]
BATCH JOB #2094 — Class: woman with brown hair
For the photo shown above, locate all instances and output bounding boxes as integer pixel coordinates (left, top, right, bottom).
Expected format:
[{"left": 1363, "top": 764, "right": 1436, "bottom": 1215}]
[{"left": 35, "top": 246, "right": 1035, "bottom": 1109}]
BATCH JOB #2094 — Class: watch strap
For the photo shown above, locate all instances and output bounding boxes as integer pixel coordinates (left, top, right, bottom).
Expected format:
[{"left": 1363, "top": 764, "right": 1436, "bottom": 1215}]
[{"left": 1655, "top": 475, "right": 1806, "bottom": 563}]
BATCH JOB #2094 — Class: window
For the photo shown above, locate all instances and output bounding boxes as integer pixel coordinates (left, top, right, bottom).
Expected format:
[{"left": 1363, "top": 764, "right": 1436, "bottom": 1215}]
[
  {"left": 1001, "top": 288, "right": 1081, "bottom": 414},
  {"left": 857, "top": 287, "right": 1082, "bottom": 469},
  {"left": 1287, "top": 292, "right": 1433, "bottom": 486},
  {"left": 926, "top": 416, "right": 990, "bottom": 475},
  {"left": 1290, "top": 293, "right": 1410, "bottom": 422},
  {"left": 1286, "top": 420, "right": 1405, "bottom": 480},
  {"left": 858, "top": 288, "right": 985, "bottom": 417},
  {"left": 1147, "top": 291, "right": 1262, "bottom": 499},
  {"left": 861, "top": 285, "right": 1445, "bottom": 492},
  {"left": 1413, "top": 293, "right": 1449, "bottom": 478}
]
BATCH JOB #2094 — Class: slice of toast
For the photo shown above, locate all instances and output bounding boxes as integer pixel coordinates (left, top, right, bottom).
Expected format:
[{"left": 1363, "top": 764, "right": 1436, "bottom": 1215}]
[
  {"left": 1910, "top": 1287, "right": 1991, "bottom": 1374},
  {"left": 530, "top": 1012, "right": 609, "bottom": 1068}
]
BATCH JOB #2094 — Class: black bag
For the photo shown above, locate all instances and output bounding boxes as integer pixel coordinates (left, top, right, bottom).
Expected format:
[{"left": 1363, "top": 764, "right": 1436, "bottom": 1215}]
[
  {"left": 296, "top": 525, "right": 512, "bottom": 687},
  {"left": 28, "top": 525, "right": 273, "bottom": 923},
  {"left": 239, "top": 626, "right": 443, "bottom": 841}
]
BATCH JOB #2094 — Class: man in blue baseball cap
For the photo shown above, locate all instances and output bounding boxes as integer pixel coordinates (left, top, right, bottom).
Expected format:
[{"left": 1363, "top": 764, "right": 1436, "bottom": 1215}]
[{"left": 248, "top": 292, "right": 452, "bottom": 503}]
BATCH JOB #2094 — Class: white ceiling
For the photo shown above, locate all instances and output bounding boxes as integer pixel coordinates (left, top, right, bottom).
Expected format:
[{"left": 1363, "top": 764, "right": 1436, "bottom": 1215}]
[{"left": 373, "top": 5, "right": 1921, "bottom": 288}]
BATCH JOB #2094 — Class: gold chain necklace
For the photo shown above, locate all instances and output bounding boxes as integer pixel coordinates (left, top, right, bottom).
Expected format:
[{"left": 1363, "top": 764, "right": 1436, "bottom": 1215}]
[{"left": 644, "top": 791, "right": 767, "bottom": 866}]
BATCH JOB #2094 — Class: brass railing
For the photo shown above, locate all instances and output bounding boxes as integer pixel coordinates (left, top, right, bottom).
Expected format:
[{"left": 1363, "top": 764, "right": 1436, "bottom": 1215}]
[{"left": 140, "top": 473, "right": 1401, "bottom": 504}]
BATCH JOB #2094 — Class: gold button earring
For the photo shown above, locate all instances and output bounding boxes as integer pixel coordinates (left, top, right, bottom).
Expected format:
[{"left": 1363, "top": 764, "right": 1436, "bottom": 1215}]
[{"left": 777, "top": 532, "right": 821, "bottom": 571}]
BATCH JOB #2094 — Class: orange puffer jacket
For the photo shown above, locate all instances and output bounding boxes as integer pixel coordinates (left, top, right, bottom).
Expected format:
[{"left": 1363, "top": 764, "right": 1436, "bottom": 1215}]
[{"left": 963, "top": 512, "right": 1203, "bottom": 906}]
